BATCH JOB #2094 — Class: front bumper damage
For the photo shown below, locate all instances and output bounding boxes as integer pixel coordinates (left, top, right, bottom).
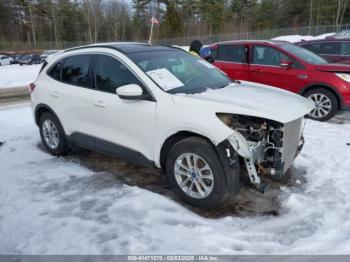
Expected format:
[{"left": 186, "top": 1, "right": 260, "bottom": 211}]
[{"left": 227, "top": 117, "right": 305, "bottom": 192}]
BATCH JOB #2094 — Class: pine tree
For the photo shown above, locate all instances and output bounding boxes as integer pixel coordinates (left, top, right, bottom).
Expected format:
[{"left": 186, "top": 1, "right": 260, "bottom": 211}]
[
  {"left": 132, "top": 0, "right": 151, "bottom": 40},
  {"left": 199, "top": 0, "right": 225, "bottom": 36},
  {"left": 161, "top": 0, "right": 183, "bottom": 38}
]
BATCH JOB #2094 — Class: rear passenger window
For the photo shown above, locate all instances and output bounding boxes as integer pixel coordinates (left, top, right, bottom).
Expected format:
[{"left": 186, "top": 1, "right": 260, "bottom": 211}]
[
  {"left": 40, "top": 61, "right": 48, "bottom": 73},
  {"left": 341, "top": 42, "right": 350, "bottom": 55},
  {"left": 320, "top": 42, "right": 340, "bottom": 55},
  {"left": 302, "top": 43, "right": 321, "bottom": 54},
  {"left": 48, "top": 61, "right": 63, "bottom": 80},
  {"left": 61, "top": 55, "right": 91, "bottom": 87},
  {"left": 95, "top": 55, "right": 142, "bottom": 93},
  {"left": 217, "top": 45, "right": 246, "bottom": 63}
]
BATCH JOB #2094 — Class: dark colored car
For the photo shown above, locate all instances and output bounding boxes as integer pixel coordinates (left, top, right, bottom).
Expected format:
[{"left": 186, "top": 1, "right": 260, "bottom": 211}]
[
  {"left": 18, "top": 54, "right": 41, "bottom": 65},
  {"left": 296, "top": 38, "right": 350, "bottom": 64},
  {"left": 40, "top": 50, "right": 59, "bottom": 62},
  {"left": 202, "top": 40, "right": 350, "bottom": 121},
  {"left": 326, "top": 30, "right": 350, "bottom": 39},
  {"left": 11, "top": 54, "right": 23, "bottom": 64}
]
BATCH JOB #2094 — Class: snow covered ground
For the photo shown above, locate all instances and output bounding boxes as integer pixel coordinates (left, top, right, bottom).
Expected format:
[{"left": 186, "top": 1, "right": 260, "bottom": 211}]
[
  {"left": 0, "top": 64, "right": 41, "bottom": 90},
  {"left": 1, "top": 103, "right": 350, "bottom": 254},
  {"left": 272, "top": 33, "right": 335, "bottom": 43}
]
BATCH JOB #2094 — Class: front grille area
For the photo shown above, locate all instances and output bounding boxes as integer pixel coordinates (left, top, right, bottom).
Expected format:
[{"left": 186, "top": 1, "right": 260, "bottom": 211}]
[{"left": 282, "top": 117, "right": 304, "bottom": 172}]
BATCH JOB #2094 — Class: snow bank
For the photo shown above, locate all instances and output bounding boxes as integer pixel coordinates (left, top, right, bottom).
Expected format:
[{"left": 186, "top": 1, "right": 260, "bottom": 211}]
[
  {"left": 0, "top": 64, "right": 41, "bottom": 89},
  {"left": 175, "top": 45, "right": 189, "bottom": 51},
  {"left": 272, "top": 33, "right": 335, "bottom": 43},
  {"left": 1, "top": 104, "right": 350, "bottom": 254},
  {"left": 272, "top": 35, "right": 315, "bottom": 43},
  {"left": 312, "top": 32, "right": 336, "bottom": 40}
]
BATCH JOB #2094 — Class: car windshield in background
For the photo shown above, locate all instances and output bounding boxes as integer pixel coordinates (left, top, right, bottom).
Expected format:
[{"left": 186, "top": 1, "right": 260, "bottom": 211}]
[
  {"left": 129, "top": 50, "right": 231, "bottom": 94},
  {"left": 280, "top": 43, "right": 328, "bottom": 64}
]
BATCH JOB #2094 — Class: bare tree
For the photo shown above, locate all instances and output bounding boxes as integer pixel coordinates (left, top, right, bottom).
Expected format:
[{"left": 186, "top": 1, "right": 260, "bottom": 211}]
[
  {"left": 309, "top": 0, "right": 313, "bottom": 27},
  {"left": 104, "top": 0, "right": 130, "bottom": 41},
  {"left": 81, "top": 0, "right": 103, "bottom": 43},
  {"left": 48, "top": 0, "right": 59, "bottom": 46},
  {"left": 336, "top": 0, "right": 349, "bottom": 31},
  {"left": 308, "top": 0, "right": 313, "bottom": 34}
]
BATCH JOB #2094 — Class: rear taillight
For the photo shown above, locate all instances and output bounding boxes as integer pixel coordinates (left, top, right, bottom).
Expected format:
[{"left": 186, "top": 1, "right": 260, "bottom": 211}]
[{"left": 29, "top": 83, "right": 36, "bottom": 93}]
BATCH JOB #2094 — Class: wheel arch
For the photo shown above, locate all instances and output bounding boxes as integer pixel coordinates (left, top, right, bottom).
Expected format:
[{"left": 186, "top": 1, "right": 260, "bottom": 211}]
[
  {"left": 299, "top": 84, "right": 342, "bottom": 110},
  {"left": 159, "top": 130, "right": 240, "bottom": 194},
  {"left": 34, "top": 104, "right": 60, "bottom": 126},
  {"left": 159, "top": 131, "right": 212, "bottom": 170}
]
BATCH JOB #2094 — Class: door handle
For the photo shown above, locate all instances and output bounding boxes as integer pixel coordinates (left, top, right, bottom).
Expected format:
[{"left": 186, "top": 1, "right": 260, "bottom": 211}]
[
  {"left": 51, "top": 91, "right": 60, "bottom": 97},
  {"left": 94, "top": 101, "right": 106, "bottom": 108},
  {"left": 298, "top": 74, "right": 309, "bottom": 79}
]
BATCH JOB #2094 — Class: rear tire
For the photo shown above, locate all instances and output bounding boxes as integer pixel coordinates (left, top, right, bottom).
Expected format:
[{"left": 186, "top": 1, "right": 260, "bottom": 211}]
[
  {"left": 165, "top": 137, "right": 230, "bottom": 209},
  {"left": 39, "top": 112, "right": 69, "bottom": 156},
  {"left": 304, "top": 88, "right": 339, "bottom": 121}
]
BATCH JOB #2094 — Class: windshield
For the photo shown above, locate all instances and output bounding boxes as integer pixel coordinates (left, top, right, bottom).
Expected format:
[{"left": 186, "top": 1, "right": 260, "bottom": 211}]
[
  {"left": 280, "top": 43, "right": 328, "bottom": 64},
  {"left": 128, "top": 50, "right": 231, "bottom": 94}
]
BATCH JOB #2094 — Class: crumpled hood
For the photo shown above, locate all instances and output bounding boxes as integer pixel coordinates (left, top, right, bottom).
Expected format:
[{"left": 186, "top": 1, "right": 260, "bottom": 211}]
[
  {"left": 314, "top": 63, "right": 350, "bottom": 72},
  {"left": 172, "top": 81, "right": 314, "bottom": 124}
]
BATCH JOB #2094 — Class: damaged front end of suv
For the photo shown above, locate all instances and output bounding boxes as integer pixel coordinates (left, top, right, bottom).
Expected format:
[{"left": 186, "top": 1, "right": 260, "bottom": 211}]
[{"left": 217, "top": 113, "right": 305, "bottom": 192}]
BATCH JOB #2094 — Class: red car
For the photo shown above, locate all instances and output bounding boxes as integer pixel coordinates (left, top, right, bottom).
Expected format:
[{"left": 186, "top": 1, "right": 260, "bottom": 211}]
[
  {"left": 202, "top": 40, "right": 350, "bottom": 121},
  {"left": 296, "top": 38, "right": 350, "bottom": 64}
]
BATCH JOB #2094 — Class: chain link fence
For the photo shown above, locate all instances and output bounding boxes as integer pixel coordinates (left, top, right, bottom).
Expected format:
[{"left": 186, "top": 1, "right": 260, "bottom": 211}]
[
  {"left": 154, "top": 24, "right": 350, "bottom": 46},
  {"left": 1, "top": 24, "right": 350, "bottom": 51},
  {"left": 0, "top": 41, "right": 92, "bottom": 52}
]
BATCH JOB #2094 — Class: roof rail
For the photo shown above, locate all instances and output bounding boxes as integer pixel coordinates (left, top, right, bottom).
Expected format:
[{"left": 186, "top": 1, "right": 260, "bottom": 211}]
[{"left": 63, "top": 42, "right": 148, "bottom": 53}]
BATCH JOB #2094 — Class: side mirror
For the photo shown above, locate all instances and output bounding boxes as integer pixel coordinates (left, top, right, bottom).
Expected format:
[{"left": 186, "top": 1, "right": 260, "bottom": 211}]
[
  {"left": 280, "top": 60, "right": 293, "bottom": 69},
  {"left": 116, "top": 84, "right": 144, "bottom": 100},
  {"left": 206, "top": 56, "right": 215, "bottom": 64}
]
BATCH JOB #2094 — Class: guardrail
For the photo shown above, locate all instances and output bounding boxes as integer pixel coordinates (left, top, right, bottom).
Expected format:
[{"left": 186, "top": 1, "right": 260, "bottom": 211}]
[{"left": 0, "top": 86, "right": 29, "bottom": 100}]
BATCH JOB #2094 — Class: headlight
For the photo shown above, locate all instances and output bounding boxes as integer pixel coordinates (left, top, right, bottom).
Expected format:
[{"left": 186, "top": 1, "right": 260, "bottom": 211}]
[{"left": 335, "top": 73, "right": 350, "bottom": 82}]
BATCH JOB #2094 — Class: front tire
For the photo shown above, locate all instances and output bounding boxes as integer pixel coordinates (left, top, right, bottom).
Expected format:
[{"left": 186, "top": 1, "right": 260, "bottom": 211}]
[
  {"left": 304, "top": 88, "right": 339, "bottom": 121},
  {"left": 39, "top": 112, "right": 69, "bottom": 156},
  {"left": 165, "top": 137, "right": 230, "bottom": 209}
]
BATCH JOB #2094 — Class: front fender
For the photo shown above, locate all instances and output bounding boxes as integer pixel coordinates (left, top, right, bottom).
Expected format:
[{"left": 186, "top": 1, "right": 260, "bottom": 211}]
[
  {"left": 154, "top": 127, "right": 225, "bottom": 167},
  {"left": 154, "top": 126, "right": 253, "bottom": 168}
]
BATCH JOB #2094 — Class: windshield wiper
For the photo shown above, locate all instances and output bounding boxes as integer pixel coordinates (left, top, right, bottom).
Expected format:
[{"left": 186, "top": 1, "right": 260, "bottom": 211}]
[
  {"left": 214, "top": 84, "right": 229, "bottom": 89},
  {"left": 214, "top": 80, "right": 241, "bottom": 90}
]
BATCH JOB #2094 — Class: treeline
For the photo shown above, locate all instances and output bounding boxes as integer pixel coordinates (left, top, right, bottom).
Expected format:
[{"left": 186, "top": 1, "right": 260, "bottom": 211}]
[{"left": 0, "top": 0, "right": 349, "bottom": 48}]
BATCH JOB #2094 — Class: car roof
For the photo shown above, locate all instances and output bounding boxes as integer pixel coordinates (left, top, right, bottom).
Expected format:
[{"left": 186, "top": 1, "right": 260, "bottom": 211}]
[
  {"left": 208, "top": 40, "right": 289, "bottom": 46},
  {"left": 296, "top": 38, "right": 350, "bottom": 44},
  {"left": 64, "top": 42, "right": 177, "bottom": 55}
]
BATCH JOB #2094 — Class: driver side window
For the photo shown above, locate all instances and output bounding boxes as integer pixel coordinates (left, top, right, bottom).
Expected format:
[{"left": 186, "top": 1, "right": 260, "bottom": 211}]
[
  {"left": 94, "top": 55, "right": 142, "bottom": 93},
  {"left": 253, "top": 46, "right": 290, "bottom": 66},
  {"left": 252, "top": 45, "right": 303, "bottom": 68}
]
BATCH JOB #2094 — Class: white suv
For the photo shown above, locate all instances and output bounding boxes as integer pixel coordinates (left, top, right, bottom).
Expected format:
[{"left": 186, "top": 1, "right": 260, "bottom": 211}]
[
  {"left": 30, "top": 43, "right": 314, "bottom": 208},
  {"left": 0, "top": 55, "right": 12, "bottom": 66}
]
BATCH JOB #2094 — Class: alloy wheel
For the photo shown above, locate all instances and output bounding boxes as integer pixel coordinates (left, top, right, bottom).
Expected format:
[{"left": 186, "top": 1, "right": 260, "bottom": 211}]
[
  {"left": 42, "top": 119, "right": 59, "bottom": 149},
  {"left": 174, "top": 153, "right": 214, "bottom": 199},
  {"left": 308, "top": 93, "right": 332, "bottom": 119}
]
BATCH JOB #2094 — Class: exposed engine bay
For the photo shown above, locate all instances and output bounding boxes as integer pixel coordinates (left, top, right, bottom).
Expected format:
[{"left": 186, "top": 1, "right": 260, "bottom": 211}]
[
  {"left": 231, "top": 115, "right": 285, "bottom": 175},
  {"left": 218, "top": 113, "right": 305, "bottom": 191}
]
